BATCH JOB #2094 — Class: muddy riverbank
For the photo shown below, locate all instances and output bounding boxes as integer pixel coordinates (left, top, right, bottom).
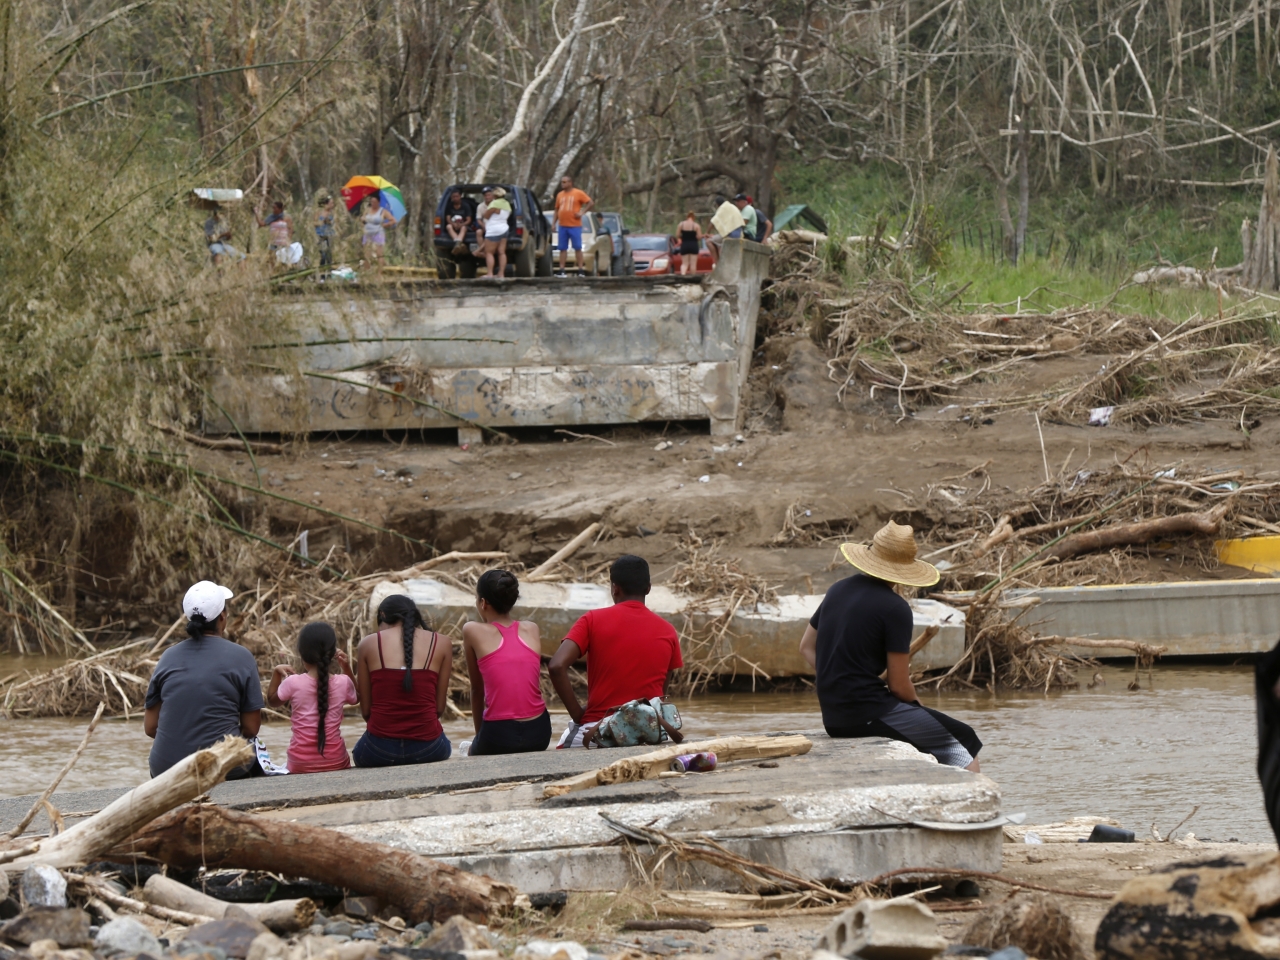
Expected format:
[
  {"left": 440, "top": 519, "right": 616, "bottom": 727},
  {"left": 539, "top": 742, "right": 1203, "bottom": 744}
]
[{"left": 2, "top": 659, "right": 1266, "bottom": 841}]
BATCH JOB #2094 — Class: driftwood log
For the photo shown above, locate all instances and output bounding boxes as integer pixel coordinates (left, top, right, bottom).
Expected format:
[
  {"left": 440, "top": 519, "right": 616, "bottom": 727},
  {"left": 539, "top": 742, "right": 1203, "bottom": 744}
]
[
  {"left": 116, "top": 804, "right": 515, "bottom": 924},
  {"left": 543, "top": 734, "right": 813, "bottom": 797},
  {"left": 143, "top": 875, "right": 315, "bottom": 933},
  {"left": 6, "top": 735, "right": 252, "bottom": 870},
  {"left": 1044, "top": 505, "right": 1229, "bottom": 562}
]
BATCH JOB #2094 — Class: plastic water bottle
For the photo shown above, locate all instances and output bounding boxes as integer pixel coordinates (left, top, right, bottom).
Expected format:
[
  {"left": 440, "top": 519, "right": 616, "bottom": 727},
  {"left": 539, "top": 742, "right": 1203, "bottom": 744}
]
[{"left": 669, "top": 752, "right": 717, "bottom": 773}]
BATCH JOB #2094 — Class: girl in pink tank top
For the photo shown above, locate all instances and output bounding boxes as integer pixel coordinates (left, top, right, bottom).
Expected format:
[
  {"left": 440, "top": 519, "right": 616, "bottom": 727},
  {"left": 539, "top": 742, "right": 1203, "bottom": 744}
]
[{"left": 461, "top": 570, "right": 551, "bottom": 756}]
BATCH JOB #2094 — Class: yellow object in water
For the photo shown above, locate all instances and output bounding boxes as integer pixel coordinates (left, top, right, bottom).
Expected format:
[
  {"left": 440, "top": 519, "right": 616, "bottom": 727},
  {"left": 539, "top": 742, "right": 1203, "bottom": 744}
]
[{"left": 1216, "top": 536, "right": 1280, "bottom": 575}]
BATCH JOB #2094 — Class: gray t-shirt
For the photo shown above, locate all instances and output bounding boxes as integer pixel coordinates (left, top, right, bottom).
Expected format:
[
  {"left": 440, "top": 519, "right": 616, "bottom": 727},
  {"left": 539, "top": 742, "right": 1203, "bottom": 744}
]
[{"left": 145, "top": 635, "right": 263, "bottom": 776}]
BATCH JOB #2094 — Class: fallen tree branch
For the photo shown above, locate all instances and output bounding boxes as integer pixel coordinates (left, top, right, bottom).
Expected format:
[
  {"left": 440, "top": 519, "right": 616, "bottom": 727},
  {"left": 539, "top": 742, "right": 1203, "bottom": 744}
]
[
  {"left": 115, "top": 803, "right": 516, "bottom": 923},
  {"left": 908, "top": 625, "right": 940, "bottom": 659},
  {"left": 151, "top": 421, "right": 284, "bottom": 454},
  {"left": 527, "top": 522, "right": 602, "bottom": 580},
  {"left": 3, "top": 702, "right": 104, "bottom": 840},
  {"left": 353, "top": 551, "right": 510, "bottom": 584},
  {"left": 143, "top": 874, "right": 315, "bottom": 932},
  {"left": 1044, "top": 504, "right": 1230, "bottom": 561},
  {"left": 75, "top": 876, "right": 215, "bottom": 925},
  {"left": 7, "top": 735, "right": 252, "bottom": 869}
]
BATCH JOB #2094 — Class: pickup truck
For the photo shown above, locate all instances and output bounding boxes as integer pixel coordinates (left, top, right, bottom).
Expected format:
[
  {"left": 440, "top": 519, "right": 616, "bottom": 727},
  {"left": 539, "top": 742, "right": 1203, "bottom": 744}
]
[{"left": 433, "top": 184, "right": 553, "bottom": 278}]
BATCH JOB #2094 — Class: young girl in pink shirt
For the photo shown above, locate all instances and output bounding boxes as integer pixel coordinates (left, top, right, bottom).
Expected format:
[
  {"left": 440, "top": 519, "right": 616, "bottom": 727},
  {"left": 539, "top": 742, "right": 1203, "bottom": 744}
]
[{"left": 268, "top": 622, "right": 359, "bottom": 773}]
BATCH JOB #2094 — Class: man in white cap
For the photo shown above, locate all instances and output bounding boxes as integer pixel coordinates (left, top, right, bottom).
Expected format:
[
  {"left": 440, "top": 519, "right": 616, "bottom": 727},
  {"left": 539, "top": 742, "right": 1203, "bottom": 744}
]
[
  {"left": 799, "top": 521, "right": 982, "bottom": 771},
  {"left": 143, "top": 580, "right": 263, "bottom": 777}
]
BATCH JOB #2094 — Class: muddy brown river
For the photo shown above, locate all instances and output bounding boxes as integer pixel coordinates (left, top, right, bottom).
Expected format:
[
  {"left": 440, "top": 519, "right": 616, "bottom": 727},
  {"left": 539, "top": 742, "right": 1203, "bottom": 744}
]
[{"left": 0, "top": 659, "right": 1267, "bottom": 842}]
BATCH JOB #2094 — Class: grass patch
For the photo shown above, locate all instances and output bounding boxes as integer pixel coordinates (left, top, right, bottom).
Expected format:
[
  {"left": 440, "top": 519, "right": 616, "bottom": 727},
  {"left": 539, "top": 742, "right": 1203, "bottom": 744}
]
[{"left": 775, "top": 159, "right": 1260, "bottom": 321}]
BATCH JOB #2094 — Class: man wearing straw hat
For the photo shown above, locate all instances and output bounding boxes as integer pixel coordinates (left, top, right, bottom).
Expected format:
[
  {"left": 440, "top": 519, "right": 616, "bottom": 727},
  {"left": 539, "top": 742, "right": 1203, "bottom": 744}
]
[{"left": 799, "top": 521, "right": 982, "bottom": 771}]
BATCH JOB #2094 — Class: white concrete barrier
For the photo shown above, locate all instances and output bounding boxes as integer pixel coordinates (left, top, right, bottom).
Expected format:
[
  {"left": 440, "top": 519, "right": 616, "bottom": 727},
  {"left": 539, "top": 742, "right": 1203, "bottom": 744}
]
[
  {"left": 1006, "top": 578, "right": 1280, "bottom": 656},
  {"left": 372, "top": 576, "right": 968, "bottom": 675}
]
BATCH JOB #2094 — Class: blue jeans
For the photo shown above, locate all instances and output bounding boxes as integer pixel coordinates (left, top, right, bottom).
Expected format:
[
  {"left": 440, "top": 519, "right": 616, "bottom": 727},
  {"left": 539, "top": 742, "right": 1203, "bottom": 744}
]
[
  {"left": 558, "top": 225, "right": 583, "bottom": 251},
  {"left": 352, "top": 730, "right": 451, "bottom": 767},
  {"left": 726, "top": 228, "right": 743, "bottom": 239}
]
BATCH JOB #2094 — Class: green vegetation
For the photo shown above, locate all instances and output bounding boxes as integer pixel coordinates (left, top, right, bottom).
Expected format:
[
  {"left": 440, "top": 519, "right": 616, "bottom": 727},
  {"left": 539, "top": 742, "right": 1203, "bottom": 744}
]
[{"left": 774, "top": 159, "right": 1260, "bottom": 319}]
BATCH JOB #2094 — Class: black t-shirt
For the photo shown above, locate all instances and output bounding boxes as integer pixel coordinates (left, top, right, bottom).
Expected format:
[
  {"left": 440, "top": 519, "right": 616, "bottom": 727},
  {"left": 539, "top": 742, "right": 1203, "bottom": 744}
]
[
  {"left": 810, "top": 573, "right": 913, "bottom": 728},
  {"left": 447, "top": 196, "right": 478, "bottom": 225}
]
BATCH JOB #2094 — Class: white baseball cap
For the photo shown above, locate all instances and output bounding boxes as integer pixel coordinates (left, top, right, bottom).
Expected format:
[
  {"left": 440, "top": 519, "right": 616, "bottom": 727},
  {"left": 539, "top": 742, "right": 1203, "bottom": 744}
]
[{"left": 183, "top": 581, "right": 235, "bottom": 621}]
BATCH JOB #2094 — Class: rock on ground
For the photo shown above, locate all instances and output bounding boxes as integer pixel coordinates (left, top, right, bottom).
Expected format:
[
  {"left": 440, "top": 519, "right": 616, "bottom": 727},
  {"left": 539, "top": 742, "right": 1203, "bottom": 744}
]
[
  {"left": 21, "top": 866, "right": 68, "bottom": 909},
  {"left": 95, "top": 917, "right": 163, "bottom": 957}
]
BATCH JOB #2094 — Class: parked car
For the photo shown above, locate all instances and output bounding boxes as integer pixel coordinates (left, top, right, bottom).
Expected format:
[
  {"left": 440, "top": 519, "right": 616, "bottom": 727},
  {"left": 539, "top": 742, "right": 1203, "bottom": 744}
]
[
  {"left": 432, "top": 184, "right": 552, "bottom": 278},
  {"left": 628, "top": 233, "right": 674, "bottom": 275},
  {"left": 671, "top": 238, "right": 715, "bottom": 275},
  {"left": 544, "top": 210, "right": 635, "bottom": 275},
  {"left": 594, "top": 212, "right": 635, "bottom": 276}
]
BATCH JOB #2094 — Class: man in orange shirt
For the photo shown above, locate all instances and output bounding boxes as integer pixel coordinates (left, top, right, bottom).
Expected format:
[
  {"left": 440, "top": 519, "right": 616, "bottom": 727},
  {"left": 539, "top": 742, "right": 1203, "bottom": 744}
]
[{"left": 553, "top": 175, "right": 593, "bottom": 276}]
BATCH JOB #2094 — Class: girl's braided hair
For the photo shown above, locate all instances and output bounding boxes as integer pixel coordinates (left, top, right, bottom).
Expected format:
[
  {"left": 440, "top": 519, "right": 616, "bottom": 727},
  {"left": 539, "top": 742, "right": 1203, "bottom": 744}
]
[
  {"left": 297, "top": 622, "right": 339, "bottom": 755},
  {"left": 376, "top": 594, "right": 427, "bottom": 691}
]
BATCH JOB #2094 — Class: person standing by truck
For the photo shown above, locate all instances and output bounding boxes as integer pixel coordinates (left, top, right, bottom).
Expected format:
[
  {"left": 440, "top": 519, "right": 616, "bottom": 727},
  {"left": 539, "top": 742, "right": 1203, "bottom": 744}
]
[
  {"left": 553, "top": 175, "right": 594, "bottom": 276},
  {"left": 480, "top": 186, "right": 512, "bottom": 279}
]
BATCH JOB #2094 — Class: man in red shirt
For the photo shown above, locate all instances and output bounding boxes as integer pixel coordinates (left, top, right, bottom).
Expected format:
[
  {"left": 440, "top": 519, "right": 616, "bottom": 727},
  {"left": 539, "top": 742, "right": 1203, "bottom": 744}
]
[
  {"left": 549, "top": 555, "right": 683, "bottom": 747},
  {"left": 553, "top": 175, "right": 593, "bottom": 277}
]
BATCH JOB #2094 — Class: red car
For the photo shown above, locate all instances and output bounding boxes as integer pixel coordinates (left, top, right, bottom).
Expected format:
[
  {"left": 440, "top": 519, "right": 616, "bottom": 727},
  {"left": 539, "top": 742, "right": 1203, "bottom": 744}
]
[
  {"left": 671, "top": 237, "right": 715, "bottom": 274},
  {"left": 628, "top": 234, "right": 675, "bottom": 275}
]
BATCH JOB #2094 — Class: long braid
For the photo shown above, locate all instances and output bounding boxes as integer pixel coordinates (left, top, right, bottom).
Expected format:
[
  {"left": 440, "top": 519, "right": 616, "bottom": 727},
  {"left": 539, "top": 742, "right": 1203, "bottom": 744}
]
[
  {"left": 400, "top": 607, "right": 418, "bottom": 692},
  {"left": 315, "top": 651, "right": 331, "bottom": 756},
  {"left": 297, "top": 622, "right": 339, "bottom": 757},
  {"left": 377, "top": 595, "right": 425, "bottom": 693}
]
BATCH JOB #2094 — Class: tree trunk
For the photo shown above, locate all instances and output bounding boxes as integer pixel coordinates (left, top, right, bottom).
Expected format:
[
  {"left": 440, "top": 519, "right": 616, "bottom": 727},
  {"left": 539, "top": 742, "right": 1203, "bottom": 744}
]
[
  {"left": 1015, "top": 105, "right": 1030, "bottom": 265},
  {"left": 1244, "top": 146, "right": 1280, "bottom": 288},
  {"left": 116, "top": 804, "right": 516, "bottom": 925}
]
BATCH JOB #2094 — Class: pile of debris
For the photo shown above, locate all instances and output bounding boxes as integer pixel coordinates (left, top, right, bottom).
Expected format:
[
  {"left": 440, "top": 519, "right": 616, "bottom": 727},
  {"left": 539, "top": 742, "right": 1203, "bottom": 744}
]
[{"left": 764, "top": 230, "right": 1280, "bottom": 429}]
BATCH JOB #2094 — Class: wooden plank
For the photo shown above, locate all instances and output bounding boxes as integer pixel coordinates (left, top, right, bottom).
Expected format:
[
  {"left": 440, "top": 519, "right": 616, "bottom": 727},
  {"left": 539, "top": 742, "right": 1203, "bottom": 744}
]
[{"left": 542, "top": 735, "right": 812, "bottom": 798}]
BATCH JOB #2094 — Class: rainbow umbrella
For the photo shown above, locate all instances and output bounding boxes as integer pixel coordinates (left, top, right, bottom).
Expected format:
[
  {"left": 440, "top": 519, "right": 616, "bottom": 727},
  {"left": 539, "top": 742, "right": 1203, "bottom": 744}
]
[{"left": 341, "top": 175, "right": 407, "bottom": 222}]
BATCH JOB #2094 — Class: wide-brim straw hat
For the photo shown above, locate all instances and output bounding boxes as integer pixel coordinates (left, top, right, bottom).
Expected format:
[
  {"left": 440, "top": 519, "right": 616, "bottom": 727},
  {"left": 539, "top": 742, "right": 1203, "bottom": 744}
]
[{"left": 840, "top": 521, "right": 939, "bottom": 587}]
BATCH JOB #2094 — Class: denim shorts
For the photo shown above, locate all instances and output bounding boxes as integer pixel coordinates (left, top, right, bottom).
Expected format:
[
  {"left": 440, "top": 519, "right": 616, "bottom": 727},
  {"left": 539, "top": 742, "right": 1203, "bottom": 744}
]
[
  {"left": 352, "top": 730, "right": 451, "bottom": 767},
  {"left": 558, "top": 225, "right": 583, "bottom": 250}
]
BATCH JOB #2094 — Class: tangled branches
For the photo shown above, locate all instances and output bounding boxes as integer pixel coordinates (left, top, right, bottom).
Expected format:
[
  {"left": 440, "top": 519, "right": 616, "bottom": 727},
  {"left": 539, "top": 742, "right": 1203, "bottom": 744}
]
[{"left": 667, "top": 534, "right": 777, "bottom": 694}]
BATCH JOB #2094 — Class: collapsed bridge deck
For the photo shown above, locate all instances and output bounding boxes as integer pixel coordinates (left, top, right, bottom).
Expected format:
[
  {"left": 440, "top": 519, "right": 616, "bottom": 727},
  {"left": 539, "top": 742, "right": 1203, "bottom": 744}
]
[{"left": 206, "top": 241, "right": 771, "bottom": 440}]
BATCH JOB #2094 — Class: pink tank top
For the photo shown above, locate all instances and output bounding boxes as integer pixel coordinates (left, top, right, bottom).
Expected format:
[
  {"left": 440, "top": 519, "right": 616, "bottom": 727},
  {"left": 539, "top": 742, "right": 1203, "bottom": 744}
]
[{"left": 476, "top": 621, "right": 546, "bottom": 721}]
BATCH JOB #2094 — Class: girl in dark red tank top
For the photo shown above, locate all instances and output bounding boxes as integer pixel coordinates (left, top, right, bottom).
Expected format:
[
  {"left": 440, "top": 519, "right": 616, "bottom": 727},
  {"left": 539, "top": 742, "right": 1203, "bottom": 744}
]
[{"left": 353, "top": 594, "right": 453, "bottom": 767}]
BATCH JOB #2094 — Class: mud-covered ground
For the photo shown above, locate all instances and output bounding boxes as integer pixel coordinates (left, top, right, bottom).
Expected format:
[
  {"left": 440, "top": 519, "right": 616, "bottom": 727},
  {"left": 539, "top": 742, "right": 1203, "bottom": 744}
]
[{"left": 196, "top": 332, "right": 1280, "bottom": 592}]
